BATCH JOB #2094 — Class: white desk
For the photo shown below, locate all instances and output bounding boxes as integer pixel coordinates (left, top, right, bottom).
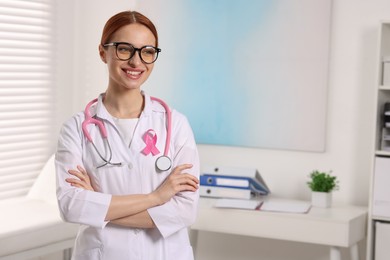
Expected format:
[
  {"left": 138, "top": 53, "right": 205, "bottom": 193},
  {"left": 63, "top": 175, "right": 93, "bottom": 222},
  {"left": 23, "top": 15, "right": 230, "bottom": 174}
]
[{"left": 190, "top": 198, "right": 367, "bottom": 260}]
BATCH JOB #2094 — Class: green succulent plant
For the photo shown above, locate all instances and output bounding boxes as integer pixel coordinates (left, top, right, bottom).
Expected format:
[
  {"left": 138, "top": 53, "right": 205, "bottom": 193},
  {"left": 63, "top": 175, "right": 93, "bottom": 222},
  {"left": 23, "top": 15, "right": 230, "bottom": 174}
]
[{"left": 307, "top": 170, "right": 339, "bottom": 193}]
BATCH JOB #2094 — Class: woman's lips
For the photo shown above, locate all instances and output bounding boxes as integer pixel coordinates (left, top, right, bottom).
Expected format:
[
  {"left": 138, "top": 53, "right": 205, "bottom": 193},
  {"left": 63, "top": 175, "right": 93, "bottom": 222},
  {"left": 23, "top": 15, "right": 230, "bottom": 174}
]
[{"left": 123, "top": 69, "right": 143, "bottom": 79}]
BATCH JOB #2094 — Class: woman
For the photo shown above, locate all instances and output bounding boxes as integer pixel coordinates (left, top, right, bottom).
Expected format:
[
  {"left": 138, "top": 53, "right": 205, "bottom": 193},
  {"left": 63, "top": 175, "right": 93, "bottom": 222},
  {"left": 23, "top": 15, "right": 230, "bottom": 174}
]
[{"left": 55, "top": 10, "right": 200, "bottom": 260}]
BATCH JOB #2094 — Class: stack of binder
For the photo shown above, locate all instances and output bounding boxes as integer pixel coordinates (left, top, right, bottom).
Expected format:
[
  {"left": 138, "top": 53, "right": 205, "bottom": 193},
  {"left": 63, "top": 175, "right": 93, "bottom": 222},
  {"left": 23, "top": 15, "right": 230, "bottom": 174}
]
[{"left": 199, "top": 166, "right": 270, "bottom": 199}]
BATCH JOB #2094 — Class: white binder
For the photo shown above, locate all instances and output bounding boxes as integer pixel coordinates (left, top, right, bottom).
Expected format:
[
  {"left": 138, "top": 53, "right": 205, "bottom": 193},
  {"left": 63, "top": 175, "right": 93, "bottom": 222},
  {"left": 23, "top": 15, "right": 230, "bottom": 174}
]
[{"left": 199, "top": 186, "right": 256, "bottom": 200}]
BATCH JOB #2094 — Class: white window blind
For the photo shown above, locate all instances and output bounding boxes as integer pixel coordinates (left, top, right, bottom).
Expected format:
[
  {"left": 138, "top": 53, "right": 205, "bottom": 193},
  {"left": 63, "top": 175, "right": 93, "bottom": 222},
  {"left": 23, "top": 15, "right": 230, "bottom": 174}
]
[{"left": 0, "top": 0, "right": 54, "bottom": 200}]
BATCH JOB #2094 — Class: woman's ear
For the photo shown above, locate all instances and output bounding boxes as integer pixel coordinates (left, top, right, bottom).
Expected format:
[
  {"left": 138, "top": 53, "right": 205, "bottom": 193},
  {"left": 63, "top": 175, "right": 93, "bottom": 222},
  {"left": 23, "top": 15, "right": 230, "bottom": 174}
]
[{"left": 99, "top": 44, "right": 107, "bottom": 63}]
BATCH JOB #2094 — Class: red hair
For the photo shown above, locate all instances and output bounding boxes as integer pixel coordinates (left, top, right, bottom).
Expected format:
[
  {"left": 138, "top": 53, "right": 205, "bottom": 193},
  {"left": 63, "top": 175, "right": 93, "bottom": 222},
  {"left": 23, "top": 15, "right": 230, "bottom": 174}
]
[{"left": 100, "top": 11, "right": 158, "bottom": 47}]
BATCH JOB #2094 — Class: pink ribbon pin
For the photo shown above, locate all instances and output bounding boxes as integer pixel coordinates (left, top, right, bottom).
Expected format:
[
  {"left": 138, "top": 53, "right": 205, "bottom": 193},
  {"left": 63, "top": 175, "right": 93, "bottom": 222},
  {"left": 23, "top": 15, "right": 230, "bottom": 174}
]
[{"left": 141, "top": 129, "right": 160, "bottom": 156}]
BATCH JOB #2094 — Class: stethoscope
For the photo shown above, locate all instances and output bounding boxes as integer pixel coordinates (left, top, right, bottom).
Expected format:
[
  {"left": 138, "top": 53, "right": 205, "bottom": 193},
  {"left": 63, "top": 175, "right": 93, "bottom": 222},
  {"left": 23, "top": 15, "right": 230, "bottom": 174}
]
[{"left": 82, "top": 96, "right": 172, "bottom": 171}]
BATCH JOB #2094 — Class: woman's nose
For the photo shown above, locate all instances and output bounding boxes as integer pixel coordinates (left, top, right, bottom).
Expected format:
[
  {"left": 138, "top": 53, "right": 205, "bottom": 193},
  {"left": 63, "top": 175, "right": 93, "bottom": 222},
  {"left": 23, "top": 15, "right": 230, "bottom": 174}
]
[{"left": 128, "top": 50, "right": 142, "bottom": 66}]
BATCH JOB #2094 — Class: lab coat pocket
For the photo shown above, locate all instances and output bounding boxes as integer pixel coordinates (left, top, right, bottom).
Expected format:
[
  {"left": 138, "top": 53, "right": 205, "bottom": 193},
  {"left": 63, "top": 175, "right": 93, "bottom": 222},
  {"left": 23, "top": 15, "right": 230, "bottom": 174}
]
[
  {"left": 95, "top": 164, "right": 130, "bottom": 194},
  {"left": 167, "top": 230, "right": 194, "bottom": 260},
  {"left": 72, "top": 226, "right": 104, "bottom": 260},
  {"left": 168, "top": 244, "right": 194, "bottom": 260}
]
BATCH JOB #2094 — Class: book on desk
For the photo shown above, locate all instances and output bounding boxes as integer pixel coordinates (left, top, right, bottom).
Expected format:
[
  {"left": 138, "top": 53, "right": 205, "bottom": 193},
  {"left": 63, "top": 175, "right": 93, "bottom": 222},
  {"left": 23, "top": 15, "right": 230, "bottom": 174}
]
[{"left": 199, "top": 166, "right": 270, "bottom": 199}]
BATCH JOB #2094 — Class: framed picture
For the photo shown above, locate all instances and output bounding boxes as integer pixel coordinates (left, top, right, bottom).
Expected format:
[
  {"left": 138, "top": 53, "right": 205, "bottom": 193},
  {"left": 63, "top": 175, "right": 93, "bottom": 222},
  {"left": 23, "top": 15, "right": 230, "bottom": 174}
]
[{"left": 142, "top": 0, "right": 331, "bottom": 152}]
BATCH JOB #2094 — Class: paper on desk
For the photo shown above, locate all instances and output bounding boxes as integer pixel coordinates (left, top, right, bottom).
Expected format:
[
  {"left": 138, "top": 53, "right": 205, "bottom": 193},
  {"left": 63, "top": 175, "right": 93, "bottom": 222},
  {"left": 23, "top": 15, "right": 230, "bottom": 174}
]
[
  {"left": 260, "top": 198, "right": 311, "bottom": 214},
  {"left": 214, "top": 198, "right": 263, "bottom": 210}
]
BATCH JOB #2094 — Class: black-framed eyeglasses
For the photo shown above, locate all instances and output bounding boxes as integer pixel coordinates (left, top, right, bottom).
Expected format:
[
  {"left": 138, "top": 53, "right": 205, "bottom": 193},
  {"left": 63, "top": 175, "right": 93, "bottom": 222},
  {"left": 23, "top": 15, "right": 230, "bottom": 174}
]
[{"left": 103, "top": 42, "right": 161, "bottom": 64}]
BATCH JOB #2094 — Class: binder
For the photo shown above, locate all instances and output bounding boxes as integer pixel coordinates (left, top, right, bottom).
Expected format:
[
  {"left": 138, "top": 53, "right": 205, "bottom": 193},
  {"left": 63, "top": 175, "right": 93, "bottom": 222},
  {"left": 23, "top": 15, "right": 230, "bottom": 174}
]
[
  {"left": 200, "top": 175, "right": 248, "bottom": 187},
  {"left": 201, "top": 166, "right": 270, "bottom": 195},
  {"left": 200, "top": 175, "right": 268, "bottom": 195},
  {"left": 199, "top": 186, "right": 257, "bottom": 200}
]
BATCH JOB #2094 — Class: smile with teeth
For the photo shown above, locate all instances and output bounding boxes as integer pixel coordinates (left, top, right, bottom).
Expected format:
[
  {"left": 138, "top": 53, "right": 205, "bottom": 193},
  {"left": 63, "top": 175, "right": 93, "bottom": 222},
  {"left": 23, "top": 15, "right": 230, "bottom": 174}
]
[{"left": 126, "top": 70, "right": 141, "bottom": 76}]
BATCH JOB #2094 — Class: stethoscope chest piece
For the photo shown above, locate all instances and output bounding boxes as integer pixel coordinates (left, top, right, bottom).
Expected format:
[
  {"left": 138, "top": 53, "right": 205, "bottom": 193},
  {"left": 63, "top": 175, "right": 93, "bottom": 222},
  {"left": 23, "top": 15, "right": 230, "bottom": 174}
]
[{"left": 156, "top": 155, "right": 172, "bottom": 171}]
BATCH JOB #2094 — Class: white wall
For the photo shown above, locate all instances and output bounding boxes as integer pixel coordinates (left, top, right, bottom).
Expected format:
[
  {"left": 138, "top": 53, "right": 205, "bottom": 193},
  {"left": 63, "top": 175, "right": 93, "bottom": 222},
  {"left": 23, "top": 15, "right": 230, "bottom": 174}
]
[{"left": 53, "top": 0, "right": 390, "bottom": 259}]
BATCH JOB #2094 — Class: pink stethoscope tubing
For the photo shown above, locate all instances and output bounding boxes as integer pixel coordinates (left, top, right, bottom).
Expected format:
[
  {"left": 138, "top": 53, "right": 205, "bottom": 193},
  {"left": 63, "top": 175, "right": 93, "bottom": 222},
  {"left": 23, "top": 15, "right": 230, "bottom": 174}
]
[
  {"left": 149, "top": 96, "right": 171, "bottom": 157},
  {"left": 82, "top": 96, "right": 172, "bottom": 171}
]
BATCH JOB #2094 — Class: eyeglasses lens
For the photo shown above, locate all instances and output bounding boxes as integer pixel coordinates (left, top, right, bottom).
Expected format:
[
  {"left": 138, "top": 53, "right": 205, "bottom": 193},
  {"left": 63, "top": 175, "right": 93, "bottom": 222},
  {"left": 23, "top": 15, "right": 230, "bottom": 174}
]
[
  {"left": 116, "top": 43, "right": 158, "bottom": 64},
  {"left": 140, "top": 47, "right": 158, "bottom": 63}
]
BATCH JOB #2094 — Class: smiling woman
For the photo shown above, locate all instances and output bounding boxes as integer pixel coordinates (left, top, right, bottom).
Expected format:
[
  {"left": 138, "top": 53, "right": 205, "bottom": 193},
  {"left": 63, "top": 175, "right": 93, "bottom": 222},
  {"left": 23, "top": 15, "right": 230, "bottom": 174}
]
[
  {"left": 0, "top": 0, "right": 55, "bottom": 201},
  {"left": 55, "top": 10, "right": 200, "bottom": 260}
]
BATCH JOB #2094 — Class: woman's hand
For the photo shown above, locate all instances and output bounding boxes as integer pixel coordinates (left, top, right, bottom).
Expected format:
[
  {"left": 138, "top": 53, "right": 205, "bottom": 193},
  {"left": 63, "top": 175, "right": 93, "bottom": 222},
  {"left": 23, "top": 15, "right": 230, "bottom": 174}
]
[
  {"left": 66, "top": 165, "right": 95, "bottom": 191},
  {"left": 152, "top": 164, "right": 199, "bottom": 205}
]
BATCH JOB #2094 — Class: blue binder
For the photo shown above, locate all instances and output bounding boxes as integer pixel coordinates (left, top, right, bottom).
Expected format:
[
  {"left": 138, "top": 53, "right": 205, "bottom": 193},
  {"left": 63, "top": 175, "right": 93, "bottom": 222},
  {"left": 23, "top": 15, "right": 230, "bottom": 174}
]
[{"left": 200, "top": 166, "right": 270, "bottom": 196}]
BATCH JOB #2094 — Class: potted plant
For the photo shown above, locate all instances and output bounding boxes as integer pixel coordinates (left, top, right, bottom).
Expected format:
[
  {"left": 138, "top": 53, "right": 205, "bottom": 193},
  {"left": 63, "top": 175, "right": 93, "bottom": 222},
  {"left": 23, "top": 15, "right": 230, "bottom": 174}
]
[{"left": 307, "top": 170, "right": 339, "bottom": 208}]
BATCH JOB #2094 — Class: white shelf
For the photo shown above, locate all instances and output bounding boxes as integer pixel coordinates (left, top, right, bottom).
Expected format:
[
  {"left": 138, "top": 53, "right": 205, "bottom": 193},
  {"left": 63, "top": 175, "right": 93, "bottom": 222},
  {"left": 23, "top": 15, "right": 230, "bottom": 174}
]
[
  {"left": 372, "top": 215, "right": 390, "bottom": 222},
  {"left": 368, "top": 22, "right": 390, "bottom": 260},
  {"left": 375, "top": 150, "right": 390, "bottom": 156}
]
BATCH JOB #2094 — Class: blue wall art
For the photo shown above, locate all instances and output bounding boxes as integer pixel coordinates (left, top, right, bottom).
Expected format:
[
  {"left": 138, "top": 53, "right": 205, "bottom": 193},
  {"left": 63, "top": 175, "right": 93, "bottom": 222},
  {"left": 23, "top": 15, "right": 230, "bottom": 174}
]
[{"left": 140, "top": 0, "right": 331, "bottom": 152}]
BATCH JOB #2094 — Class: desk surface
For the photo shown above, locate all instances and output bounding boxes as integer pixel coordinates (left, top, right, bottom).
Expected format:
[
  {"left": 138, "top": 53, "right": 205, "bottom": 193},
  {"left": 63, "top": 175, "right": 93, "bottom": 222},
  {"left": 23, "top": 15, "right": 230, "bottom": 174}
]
[{"left": 191, "top": 198, "right": 367, "bottom": 247}]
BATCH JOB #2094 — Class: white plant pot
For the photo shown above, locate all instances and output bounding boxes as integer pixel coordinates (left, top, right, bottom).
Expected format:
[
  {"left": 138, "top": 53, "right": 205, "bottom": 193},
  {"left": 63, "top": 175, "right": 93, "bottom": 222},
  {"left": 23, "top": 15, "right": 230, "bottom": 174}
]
[{"left": 311, "top": 191, "right": 332, "bottom": 208}]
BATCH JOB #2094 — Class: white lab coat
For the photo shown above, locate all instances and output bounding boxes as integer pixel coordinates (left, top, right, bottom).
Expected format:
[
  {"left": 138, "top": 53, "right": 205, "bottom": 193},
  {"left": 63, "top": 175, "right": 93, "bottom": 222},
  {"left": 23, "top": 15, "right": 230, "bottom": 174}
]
[{"left": 55, "top": 92, "right": 199, "bottom": 260}]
